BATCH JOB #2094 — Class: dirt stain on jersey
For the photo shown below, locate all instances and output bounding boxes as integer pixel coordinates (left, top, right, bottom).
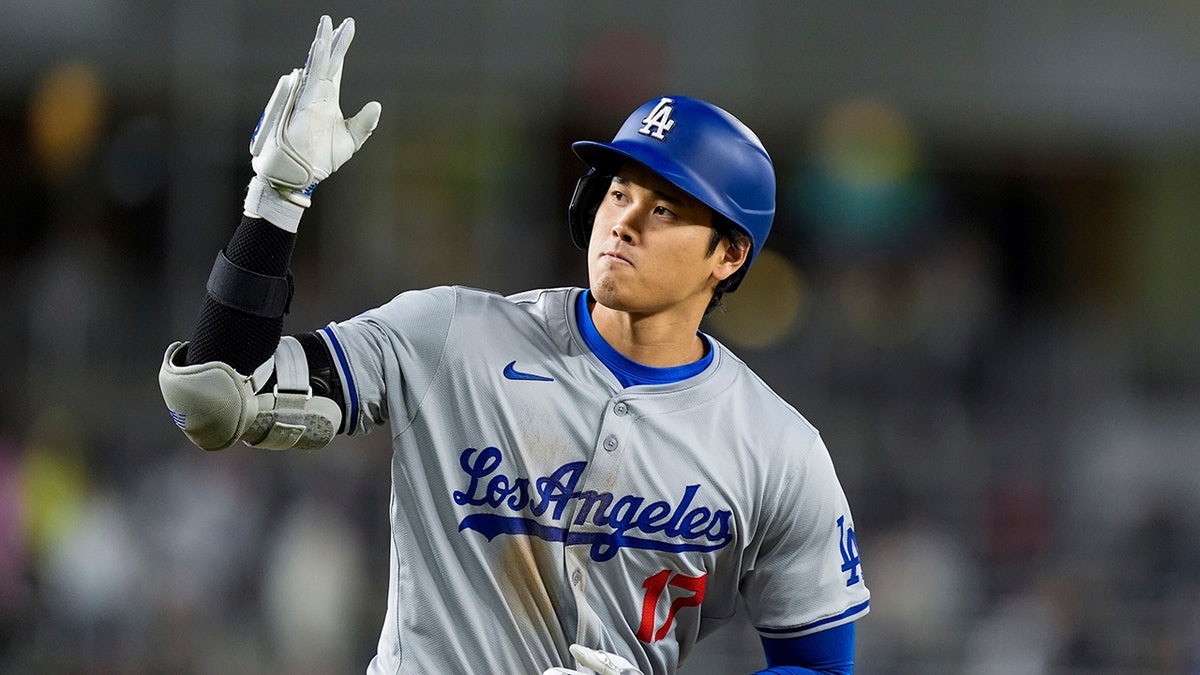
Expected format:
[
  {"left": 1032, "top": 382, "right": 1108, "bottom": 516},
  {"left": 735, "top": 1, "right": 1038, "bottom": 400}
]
[{"left": 495, "top": 533, "right": 573, "bottom": 652}]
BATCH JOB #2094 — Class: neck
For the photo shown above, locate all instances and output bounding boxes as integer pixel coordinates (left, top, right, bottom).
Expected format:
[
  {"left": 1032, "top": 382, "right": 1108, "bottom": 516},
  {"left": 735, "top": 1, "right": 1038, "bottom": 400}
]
[{"left": 588, "top": 297, "right": 707, "bottom": 367}]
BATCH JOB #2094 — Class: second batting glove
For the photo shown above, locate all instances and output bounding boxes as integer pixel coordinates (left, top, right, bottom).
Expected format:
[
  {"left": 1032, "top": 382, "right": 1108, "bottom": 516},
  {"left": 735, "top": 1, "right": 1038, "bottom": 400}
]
[{"left": 542, "top": 644, "right": 643, "bottom": 675}]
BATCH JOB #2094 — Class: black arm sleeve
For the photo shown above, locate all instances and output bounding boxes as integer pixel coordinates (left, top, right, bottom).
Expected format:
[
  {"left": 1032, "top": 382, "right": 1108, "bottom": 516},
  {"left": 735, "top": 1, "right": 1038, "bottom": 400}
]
[
  {"left": 184, "top": 215, "right": 349, "bottom": 432},
  {"left": 185, "top": 216, "right": 296, "bottom": 373},
  {"left": 295, "top": 331, "right": 346, "bottom": 410}
]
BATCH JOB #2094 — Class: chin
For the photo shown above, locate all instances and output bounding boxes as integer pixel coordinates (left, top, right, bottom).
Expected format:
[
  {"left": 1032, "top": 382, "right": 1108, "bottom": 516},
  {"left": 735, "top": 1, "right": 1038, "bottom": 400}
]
[
  {"left": 588, "top": 279, "right": 630, "bottom": 310},
  {"left": 588, "top": 281, "right": 615, "bottom": 305}
]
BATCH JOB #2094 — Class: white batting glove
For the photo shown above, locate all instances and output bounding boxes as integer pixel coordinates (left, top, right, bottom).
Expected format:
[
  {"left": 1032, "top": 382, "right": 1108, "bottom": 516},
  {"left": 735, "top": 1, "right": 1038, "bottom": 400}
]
[
  {"left": 245, "top": 15, "right": 381, "bottom": 230},
  {"left": 542, "top": 644, "right": 643, "bottom": 675}
]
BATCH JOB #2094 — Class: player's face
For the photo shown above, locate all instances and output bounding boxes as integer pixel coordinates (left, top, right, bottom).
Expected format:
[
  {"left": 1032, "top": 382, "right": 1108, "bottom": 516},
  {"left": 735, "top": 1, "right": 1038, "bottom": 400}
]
[{"left": 587, "top": 162, "right": 745, "bottom": 318}]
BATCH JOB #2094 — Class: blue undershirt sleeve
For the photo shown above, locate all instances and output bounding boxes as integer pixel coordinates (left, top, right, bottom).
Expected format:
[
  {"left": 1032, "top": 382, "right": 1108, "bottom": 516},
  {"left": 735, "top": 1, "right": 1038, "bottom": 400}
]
[{"left": 752, "top": 621, "right": 856, "bottom": 675}]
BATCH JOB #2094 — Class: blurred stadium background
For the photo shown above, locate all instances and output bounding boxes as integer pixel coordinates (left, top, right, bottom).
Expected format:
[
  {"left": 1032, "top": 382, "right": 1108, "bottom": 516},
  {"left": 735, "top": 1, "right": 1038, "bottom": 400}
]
[{"left": 2, "top": 1, "right": 1199, "bottom": 673}]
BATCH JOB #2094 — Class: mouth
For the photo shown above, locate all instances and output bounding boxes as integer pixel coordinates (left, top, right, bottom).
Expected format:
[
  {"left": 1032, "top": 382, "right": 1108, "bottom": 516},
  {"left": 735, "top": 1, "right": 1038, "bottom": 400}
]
[{"left": 600, "top": 250, "right": 632, "bottom": 267}]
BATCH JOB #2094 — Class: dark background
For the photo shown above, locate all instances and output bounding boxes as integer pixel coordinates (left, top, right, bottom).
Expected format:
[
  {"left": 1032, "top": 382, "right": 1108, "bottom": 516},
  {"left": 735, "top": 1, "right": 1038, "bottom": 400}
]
[{"left": 2, "top": 2, "right": 1198, "bottom": 673}]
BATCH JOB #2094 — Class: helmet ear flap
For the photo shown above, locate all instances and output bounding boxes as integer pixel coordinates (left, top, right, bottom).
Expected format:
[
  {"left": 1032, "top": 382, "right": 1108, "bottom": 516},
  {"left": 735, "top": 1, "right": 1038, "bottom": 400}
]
[{"left": 567, "top": 170, "right": 612, "bottom": 250}]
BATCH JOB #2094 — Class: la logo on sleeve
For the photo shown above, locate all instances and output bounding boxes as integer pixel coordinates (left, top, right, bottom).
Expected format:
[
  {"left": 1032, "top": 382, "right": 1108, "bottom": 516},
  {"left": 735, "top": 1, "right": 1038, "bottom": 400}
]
[{"left": 837, "top": 515, "right": 863, "bottom": 586}]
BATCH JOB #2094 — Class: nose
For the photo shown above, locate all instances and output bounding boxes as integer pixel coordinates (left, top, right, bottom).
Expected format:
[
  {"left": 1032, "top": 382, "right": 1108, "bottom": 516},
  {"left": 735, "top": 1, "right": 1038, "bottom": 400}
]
[
  {"left": 612, "top": 222, "right": 634, "bottom": 244},
  {"left": 610, "top": 205, "right": 643, "bottom": 244}
]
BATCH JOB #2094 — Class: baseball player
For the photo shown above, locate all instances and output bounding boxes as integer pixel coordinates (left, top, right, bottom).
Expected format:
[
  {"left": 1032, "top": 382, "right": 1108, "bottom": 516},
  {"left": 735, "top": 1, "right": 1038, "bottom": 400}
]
[{"left": 159, "top": 16, "right": 869, "bottom": 674}]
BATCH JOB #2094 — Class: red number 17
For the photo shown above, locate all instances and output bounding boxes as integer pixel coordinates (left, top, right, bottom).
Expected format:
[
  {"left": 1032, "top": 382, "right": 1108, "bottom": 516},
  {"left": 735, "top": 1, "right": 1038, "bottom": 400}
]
[{"left": 637, "top": 570, "right": 707, "bottom": 642}]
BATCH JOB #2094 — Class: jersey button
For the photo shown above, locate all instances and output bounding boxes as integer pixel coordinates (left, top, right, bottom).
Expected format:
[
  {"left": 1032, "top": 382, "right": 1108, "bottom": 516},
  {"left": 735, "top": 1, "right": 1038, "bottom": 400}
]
[
  {"left": 571, "top": 569, "right": 582, "bottom": 586},
  {"left": 614, "top": 402, "right": 628, "bottom": 416},
  {"left": 602, "top": 435, "right": 618, "bottom": 452}
]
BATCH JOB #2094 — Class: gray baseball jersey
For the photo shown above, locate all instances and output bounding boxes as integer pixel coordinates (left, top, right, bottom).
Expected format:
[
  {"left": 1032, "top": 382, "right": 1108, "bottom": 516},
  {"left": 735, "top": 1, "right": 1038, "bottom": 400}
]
[{"left": 317, "top": 285, "right": 869, "bottom": 674}]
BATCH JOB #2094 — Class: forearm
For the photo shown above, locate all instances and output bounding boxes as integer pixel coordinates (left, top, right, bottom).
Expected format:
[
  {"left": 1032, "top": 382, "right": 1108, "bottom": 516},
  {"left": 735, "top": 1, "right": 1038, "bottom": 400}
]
[
  {"left": 158, "top": 15, "right": 376, "bottom": 452},
  {"left": 185, "top": 215, "right": 297, "bottom": 374}
]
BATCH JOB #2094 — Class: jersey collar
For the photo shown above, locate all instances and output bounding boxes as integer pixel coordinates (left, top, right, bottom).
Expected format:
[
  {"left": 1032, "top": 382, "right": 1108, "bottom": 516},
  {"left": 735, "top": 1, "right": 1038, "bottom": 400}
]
[{"left": 575, "top": 289, "right": 713, "bottom": 388}]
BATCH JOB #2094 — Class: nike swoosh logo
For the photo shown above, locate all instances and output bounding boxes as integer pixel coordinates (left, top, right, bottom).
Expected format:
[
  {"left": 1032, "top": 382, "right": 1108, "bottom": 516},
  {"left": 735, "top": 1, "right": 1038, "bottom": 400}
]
[{"left": 503, "top": 361, "right": 554, "bottom": 382}]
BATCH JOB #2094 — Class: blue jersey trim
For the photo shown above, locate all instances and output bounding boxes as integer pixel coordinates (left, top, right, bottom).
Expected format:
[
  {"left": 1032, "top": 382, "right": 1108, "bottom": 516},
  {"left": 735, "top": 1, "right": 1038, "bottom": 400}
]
[
  {"left": 575, "top": 290, "right": 712, "bottom": 387},
  {"left": 321, "top": 326, "right": 358, "bottom": 435},
  {"left": 759, "top": 621, "right": 855, "bottom": 674},
  {"left": 758, "top": 600, "right": 870, "bottom": 637}
]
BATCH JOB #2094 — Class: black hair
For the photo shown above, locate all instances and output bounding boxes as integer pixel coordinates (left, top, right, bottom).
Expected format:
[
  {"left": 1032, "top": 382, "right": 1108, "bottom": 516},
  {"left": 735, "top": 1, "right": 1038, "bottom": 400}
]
[{"left": 704, "top": 216, "right": 751, "bottom": 315}]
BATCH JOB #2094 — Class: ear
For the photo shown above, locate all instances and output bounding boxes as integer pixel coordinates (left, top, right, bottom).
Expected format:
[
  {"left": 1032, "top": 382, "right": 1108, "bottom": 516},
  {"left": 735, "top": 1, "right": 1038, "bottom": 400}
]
[{"left": 711, "top": 235, "right": 749, "bottom": 284}]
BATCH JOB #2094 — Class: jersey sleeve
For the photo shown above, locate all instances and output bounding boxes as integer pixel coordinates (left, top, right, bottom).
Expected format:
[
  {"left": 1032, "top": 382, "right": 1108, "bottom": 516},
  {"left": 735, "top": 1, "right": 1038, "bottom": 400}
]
[
  {"left": 317, "top": 286, "right": 457, "bottom": 436},
  {"left": 742, "top": 434, "right": 870, "bottom": 639}
]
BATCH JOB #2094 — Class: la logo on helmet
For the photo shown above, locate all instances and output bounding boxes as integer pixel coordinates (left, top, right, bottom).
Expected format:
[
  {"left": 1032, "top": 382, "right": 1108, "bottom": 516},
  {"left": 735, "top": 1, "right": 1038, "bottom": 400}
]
[{"left": 638, "top": 97, "right": 676, "bottom": 140}]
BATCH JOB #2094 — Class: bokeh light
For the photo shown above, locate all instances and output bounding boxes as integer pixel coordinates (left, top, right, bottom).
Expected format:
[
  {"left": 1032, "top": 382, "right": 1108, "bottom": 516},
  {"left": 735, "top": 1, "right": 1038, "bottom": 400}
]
[
  {"left": 28, "top": 61, "right": 107, "bottom": 183},
  {"left": 705, "top": 248, "right": 807, "bottom": 350},
  {"left": 792, "top": 98, "right": 936, "bottom": 255}
]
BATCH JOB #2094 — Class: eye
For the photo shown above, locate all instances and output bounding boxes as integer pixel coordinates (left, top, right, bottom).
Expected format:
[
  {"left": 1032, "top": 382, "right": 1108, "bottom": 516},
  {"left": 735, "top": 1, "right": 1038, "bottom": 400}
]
[
  {"left": 609, "top": 189, "right": 627, "bottom": 203},
  {"left": 653, "top": 205, "right": 676, "bottom": 218}
]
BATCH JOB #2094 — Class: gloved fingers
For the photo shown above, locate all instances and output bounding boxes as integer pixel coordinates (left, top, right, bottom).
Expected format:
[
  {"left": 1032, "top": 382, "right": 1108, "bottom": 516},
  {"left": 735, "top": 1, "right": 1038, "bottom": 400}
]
[
  {"left": 295, "top": 16, "right": 349, "bottom": 111},
  {"left": 569, "top": 644, "right": 642, "bottom": 675},
  {"left": 246, "top": 14, "right": 375, "bottom": 204},
  {"left": 304, "top": 15, "right": 334, "bottom": 77},
  {"left": 345, "top": 100, "right": 382, "bottom": 150},
  {"left": 328, "top": 17, "right": 356, "bottom": 77}
]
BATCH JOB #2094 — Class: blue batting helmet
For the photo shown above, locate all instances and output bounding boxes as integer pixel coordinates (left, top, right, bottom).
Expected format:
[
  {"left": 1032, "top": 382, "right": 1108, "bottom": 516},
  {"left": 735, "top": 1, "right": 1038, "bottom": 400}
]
[{"left": 568, "top": 95, "right": 775, "bottom": 291}]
